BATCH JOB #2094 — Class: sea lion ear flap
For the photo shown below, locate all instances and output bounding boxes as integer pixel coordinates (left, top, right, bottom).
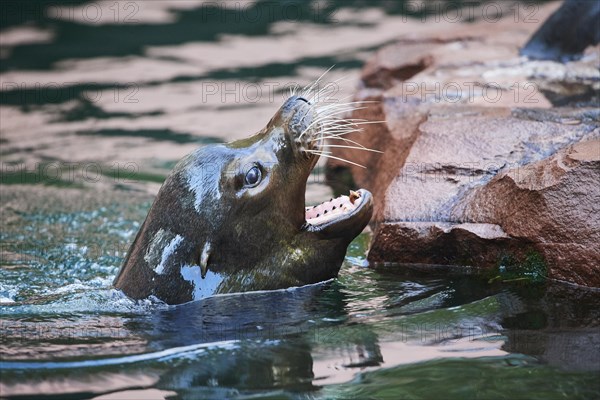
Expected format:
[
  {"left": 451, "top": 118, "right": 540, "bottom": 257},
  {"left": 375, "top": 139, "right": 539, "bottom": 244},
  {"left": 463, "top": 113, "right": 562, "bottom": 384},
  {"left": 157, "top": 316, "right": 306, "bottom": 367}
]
[{"left": 199, "top": 242, "right": 211, "bottom": 279}]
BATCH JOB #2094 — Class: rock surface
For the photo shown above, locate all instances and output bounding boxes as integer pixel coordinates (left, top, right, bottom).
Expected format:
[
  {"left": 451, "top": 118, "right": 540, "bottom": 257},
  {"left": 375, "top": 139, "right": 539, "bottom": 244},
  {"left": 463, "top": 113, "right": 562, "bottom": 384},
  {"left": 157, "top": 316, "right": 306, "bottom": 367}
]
[{"left": 327, "top": 7, "right": 600, "bottom": 287}]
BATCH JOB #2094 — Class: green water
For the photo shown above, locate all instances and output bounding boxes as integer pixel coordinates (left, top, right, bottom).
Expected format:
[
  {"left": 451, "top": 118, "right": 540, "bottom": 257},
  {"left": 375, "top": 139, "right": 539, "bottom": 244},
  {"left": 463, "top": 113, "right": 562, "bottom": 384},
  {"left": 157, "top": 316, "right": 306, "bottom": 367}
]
[
  {"left": 1, "top": 187, "right": 599, "bottom": 399},
  {"left": 1, "top": 1, "right": 598, "bottom": 398}
]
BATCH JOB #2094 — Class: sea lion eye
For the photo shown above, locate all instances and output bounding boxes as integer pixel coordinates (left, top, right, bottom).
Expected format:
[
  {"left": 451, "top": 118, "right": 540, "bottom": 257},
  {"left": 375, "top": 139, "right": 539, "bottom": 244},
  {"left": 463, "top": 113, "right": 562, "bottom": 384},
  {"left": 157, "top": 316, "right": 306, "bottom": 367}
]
[{"left": 244, "top": 166, "right": 262, "bottom": 187}]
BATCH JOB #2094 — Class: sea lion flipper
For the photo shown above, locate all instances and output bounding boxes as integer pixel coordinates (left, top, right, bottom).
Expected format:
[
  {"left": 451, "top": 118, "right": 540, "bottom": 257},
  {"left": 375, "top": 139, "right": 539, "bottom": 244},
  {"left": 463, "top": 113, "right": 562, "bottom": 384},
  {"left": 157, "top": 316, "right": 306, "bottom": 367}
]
[{"left": 199, "top": 242, "right": 211, "bottom": 279}]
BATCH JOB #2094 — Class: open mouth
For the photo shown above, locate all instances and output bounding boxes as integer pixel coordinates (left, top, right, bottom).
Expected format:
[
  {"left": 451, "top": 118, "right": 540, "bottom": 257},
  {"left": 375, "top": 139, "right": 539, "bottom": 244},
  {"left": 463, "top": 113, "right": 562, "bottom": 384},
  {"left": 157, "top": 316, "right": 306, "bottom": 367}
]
[
  {"left": 302, "top": 189, "right": 372, "bottom": 231},
  {"left": 284, "top": 95, "right": 374, "bottom": 233}
]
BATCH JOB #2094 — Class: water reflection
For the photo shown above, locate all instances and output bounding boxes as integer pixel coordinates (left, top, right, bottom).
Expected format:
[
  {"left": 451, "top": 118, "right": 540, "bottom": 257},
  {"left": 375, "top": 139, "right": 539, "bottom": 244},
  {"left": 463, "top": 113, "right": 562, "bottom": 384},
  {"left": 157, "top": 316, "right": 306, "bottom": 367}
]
[
  {"left": 2, "top": 269, "right": 599, "bottom": 398},
  {"left": 502, "top": 284, "right": 600, "bottom": 372}
]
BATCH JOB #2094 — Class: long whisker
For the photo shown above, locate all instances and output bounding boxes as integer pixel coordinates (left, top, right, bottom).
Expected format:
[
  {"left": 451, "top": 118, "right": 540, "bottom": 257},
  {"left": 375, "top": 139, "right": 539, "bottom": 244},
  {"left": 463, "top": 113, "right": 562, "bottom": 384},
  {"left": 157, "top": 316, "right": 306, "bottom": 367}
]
[
  {"left": 302, "top": 65, "right": 335, "bottom": 99},
  {"left": 319, "top": 126, "right": 363, "bottom": 136},
  {"left": 289, "top": 83, "right": 302, "bottom": 97},
  {"left": 299, "top": 99, "right": 367, "bottom": 127},
  {"left": 309, "top": 125, "right": 359, "bottom": 139},
  {"left": 319, "top": 121, "right": 387, "bottom": 136},
  {"left": 309, "top": 74, "right": 354, "bottom": 104},
  {"left": 317, "top": 107, "right": 371, "bottom": 119},
  {"left": 319, "top": 119, "right": 387, "bottom": 131},
  {"left": 305, "top": 148, "right": 328, "bottom": 153},
  {"left": 305, "top": 151, "right": 366, "bottom": 168},
  {"left": 315, "top": 105, "right": 371, "bottom": 116},
  {"left": 311, "top": 73, "right": 368, "bottom": 104},
  {"left": 299, "top": 115, "right": 336, "bottom": 139},
  {"left": 317, "top": 144, "right": 383, "bottom": 153},
  {"left": 306, "top": 118, "right": 373, "bottom": 139},
  {"left": 313, "top": 136, "right": 368, "bottom": 149},
  {"left": 317, "top": 100, "right": 379, "bottom": 110},
  {"left": 316, "top": 107, "right": 371, "bottom": 118},
  {"left": 311, "top": 118, "right": 360, "bottom": 130},
  {"left": 316, "top": 100, "right": 379, "bottom": 113},
  {"left": 315, "top": 103, "right": 374, "bottom": 115},
  {"left": 314, "top": 92, "right": 355, "bottom": 107},
  {"left": 292, "top": 68, "right": 385, "bottom": 169},
  {"left": 301, "top": 106, "right": 356, "bottom": 131}
]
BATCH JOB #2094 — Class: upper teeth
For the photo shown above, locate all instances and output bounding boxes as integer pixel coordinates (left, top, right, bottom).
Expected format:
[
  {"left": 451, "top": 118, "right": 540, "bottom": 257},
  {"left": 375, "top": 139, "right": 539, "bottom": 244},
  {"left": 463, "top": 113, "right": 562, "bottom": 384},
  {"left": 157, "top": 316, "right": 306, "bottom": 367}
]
[{"left": 349, "top": 190, "right": 359, "bottom": 204}]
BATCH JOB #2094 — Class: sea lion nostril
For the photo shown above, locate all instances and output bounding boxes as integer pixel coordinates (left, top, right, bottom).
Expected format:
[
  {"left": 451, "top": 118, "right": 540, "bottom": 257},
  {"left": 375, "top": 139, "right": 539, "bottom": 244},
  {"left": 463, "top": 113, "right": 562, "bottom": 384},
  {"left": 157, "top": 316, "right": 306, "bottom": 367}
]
[{"left": 297, "top": 97, "right": 310, "bottom": 104}]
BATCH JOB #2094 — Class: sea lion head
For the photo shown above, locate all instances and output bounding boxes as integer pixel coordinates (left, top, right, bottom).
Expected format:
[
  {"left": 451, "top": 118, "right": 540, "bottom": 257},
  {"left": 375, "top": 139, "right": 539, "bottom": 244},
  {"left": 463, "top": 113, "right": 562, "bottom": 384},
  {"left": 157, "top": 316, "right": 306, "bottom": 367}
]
[{"left": 114, "top": 95, "right": 373, "bottom": 304}]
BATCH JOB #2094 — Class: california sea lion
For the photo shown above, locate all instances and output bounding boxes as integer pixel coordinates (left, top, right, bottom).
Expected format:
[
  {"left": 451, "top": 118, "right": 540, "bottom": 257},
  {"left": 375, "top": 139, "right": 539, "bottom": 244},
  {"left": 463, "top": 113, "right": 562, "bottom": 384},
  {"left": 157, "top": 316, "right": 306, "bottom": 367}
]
[{"left": 113, "top": 94, "right": 373, "bottom": 304}]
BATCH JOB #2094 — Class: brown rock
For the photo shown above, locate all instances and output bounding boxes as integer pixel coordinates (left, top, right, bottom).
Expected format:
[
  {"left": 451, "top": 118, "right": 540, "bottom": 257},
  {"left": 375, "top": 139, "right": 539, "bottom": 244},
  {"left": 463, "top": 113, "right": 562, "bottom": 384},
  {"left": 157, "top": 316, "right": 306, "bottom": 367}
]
[
  {"left": 359, "top": 105, "right": 599, "bottom": 286},
  {"left": 452, "top": 140, "right": 600, "bottom": 286},
  {"left": 362, "top": 42, "right": 436, "bottom": 89},
  {"left": 327, "top": 9, "right": 600, "bottom": 286}
]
